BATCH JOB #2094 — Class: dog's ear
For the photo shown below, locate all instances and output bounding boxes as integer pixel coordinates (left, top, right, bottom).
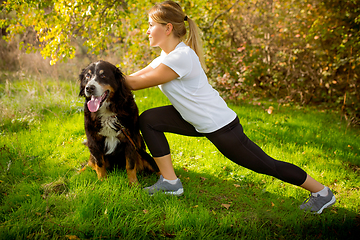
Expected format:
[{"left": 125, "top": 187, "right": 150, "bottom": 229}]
[
  {"left": 114, "top": 66, "right": 124, "bottom": 84},
  {"left": 114, "top": 66, "right": 130, "bottom": 100},
  {"left": 78, "top": 68, "right": 86, "bottom": 97}
]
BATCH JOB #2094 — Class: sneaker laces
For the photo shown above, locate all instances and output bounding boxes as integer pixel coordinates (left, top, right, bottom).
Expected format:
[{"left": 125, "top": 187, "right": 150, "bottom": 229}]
[
  {"left": 301, "top": 193, "right": 319, "bottom": 208},
  {"left": 148, "top": 176, "right": 164, "bottom": 190}
]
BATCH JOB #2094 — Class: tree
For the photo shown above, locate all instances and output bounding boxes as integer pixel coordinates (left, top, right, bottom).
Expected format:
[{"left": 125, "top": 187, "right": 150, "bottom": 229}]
[
  {"left": 1, "top": 0, "right": 359, "bottom": 124},
  {"left": 1, "top": 0, "right": 155, "bottom": 66}
]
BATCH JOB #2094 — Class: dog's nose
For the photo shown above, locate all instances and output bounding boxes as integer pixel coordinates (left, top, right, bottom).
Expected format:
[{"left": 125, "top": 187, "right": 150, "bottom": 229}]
[{"left": 86, "top": 85, "right": 95, "bottom": 93}]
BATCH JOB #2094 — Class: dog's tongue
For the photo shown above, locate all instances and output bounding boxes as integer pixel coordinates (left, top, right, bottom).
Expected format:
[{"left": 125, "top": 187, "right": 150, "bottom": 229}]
[{"left": 87, "top": 96, "right": 102, "bottom": 112}]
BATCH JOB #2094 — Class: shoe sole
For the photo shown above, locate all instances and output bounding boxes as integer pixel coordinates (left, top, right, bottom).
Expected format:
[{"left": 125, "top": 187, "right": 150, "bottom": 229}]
[
  {"left": 148, "top": 188, "right": 184, "bottom": 196},
  {"left": 164, "top": 188, "right": 184, "bottom": 196},
  {"left": 315, "top": 195, "right": 336, "bottom": 214}
]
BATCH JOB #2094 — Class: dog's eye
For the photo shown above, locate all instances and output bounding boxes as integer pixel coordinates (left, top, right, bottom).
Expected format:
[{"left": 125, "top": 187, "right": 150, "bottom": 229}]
[
  {"left": 85, "top": 73, "right": 91, "bottom": 80},
  {"left": 99, "top": 70, "right": 105, "bottom": 79}
]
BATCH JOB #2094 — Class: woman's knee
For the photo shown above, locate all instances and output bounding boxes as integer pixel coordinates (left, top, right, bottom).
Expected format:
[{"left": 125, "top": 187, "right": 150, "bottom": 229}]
[{"left": 139, "top": 109, "right": 155, "bottom": 130}]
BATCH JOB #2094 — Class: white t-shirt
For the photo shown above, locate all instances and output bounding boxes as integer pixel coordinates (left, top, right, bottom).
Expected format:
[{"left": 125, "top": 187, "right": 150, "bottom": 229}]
[{"left": 150, "top": 42, "right": 237, "bottom": 133}]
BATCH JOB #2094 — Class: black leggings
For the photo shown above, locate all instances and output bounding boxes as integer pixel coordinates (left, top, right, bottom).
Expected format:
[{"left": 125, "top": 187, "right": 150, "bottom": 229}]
[{"left": 139, "top": 105, "right": 307, "bottom": 186}]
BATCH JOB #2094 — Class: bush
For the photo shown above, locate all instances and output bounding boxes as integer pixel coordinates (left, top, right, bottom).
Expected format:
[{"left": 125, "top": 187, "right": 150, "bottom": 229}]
[{"left": 204, "top": 0, "right": 360, "bottom": 125}]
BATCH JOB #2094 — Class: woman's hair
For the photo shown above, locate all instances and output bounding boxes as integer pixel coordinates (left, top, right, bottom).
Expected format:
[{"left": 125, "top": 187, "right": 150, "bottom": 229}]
[{"left": 149, "top": 0, "right": 206, "bottom": 70}]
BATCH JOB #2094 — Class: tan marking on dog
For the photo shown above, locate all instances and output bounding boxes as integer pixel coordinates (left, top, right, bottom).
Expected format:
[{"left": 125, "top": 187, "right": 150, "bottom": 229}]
[
  {"left": 126, "top": 157, "right": 138, "bottom": 184},
  {"left": 94, "top": 165, "right": 107, "bottom": 179},
  {"left": 83, "top": 155, "right": 109, "bottom": 179}
]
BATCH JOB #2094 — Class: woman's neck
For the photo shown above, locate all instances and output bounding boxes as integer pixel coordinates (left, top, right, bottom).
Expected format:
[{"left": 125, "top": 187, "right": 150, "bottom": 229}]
[{"left": 160, "top": 37, "right": 182, "bottom": 55}]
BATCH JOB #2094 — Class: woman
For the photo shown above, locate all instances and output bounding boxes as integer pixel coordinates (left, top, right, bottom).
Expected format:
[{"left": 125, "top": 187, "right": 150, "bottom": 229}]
[{"left": 125, "top": 0, "right": 335, "bottom": 214}]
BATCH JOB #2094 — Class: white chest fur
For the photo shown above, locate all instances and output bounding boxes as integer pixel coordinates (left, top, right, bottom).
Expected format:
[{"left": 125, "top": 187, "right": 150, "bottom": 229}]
[{"left": 98, "top": 109, "right": 121, "bottom": 155}]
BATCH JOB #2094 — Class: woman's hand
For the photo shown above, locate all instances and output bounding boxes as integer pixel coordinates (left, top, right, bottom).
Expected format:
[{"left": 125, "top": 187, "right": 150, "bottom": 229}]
[{"left": 125, "top": 64, "right": 179, "bottom": 90}]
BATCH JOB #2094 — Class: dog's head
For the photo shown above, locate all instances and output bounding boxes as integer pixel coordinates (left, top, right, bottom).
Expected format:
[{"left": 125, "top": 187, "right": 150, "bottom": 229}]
[{"left": 79, "top": 60, "right": 128, "bottom": 113}]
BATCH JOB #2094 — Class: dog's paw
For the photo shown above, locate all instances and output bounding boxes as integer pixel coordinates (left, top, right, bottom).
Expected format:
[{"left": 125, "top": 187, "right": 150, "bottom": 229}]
[{"left": 129, "top": 179, "right": 139, "bottom": 187}]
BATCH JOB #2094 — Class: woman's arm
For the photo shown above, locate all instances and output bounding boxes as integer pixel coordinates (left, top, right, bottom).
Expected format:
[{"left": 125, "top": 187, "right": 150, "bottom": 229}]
[
  {"left": 130, "top": 65, "right": 154, "bottom": 77},
  {"left": 125, "top": 63, "right": 179, "bottom": 90}
]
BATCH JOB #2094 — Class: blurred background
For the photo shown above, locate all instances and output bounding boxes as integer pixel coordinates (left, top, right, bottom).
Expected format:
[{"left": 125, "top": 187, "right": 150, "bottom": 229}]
[{"left": 1, "top": 0, "right": 359, "bottom": 126}]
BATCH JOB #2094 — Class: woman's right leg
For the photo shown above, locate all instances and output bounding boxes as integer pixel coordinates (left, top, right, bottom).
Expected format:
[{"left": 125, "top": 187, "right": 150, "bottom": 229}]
[
  {"left": 139, "top": 105, "right": 202, "bottom": 185},
  {"left": 153, "top": 154, "right": 176, "bottom": 180}
]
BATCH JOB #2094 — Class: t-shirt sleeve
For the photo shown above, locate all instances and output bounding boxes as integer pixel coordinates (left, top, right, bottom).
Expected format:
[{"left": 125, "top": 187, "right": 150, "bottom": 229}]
[
  {"left": 161, "top": 50, "right": 192, "bottom": 78},
  {"left": 149, "top": 55, "right": 163, "bottom": 69}
]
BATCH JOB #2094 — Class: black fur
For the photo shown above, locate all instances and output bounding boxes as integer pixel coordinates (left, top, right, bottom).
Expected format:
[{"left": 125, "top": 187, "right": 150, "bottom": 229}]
[{"left": 79, "top": 60, "right": 158, "bottom": 181}]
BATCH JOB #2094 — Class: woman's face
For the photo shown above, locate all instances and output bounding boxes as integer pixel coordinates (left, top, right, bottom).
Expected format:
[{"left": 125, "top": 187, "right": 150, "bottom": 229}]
[{"left": 147, "top": 17, "right": 168, "bottom": 47}]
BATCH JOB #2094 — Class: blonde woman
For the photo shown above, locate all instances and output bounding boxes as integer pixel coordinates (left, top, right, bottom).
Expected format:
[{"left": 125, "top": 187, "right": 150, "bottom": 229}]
[{"left": 125, "top": 0, "right": 335, "bottom": 214}]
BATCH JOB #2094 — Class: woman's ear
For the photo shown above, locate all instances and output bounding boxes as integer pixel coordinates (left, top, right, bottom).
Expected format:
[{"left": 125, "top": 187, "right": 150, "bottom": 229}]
[{"left": 166, "top": 23, "right": 173, "bottom": 35}]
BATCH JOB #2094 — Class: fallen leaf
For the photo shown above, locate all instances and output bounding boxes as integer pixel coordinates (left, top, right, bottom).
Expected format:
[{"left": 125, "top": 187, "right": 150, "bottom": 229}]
[
  {"left": 267, "top": 106, "right": 274, "bottom": 114},
  {"left": 221, "top": 203, "right": 231, "bottom": 209},
  {"left": 164, "top": 232, "right": 176, "bottom": 238},
  {"left": 65, "top": 235, "right": 80, "bottom": 240},
  {"left": 200, "top": 177, "right": 207, "bottom": 181},
  {"left": 234, "top": 184, "right": 240, "bottom": 188},
  {"left": 143, "top": 209, "right": 149, "bottom": 214},
  {"left": 271, "top": 202, "right": 275, "bottom": 207}
]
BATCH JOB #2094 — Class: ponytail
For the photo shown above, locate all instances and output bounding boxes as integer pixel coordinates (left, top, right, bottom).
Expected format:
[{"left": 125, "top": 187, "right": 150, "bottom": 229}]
[
  {"left": 184, "top": 17, "right": 206, "bottom": 71},
  {"left": 149, "top": 1, "right": 207, "bottom": 70}
]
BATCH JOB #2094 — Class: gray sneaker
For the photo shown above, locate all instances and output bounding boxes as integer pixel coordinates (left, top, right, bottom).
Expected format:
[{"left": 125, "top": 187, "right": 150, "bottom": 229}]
[
  {"left": 144, "top": 175, "right": 184, "bottom": 196},
  {"left": 299, "top": 187, "right": 336, "bottom": 214}
]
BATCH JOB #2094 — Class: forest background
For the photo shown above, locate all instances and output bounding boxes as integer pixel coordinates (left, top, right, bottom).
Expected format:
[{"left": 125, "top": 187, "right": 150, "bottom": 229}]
[{"left": 0, "top": 0, "right": 359, "bottom": 126}]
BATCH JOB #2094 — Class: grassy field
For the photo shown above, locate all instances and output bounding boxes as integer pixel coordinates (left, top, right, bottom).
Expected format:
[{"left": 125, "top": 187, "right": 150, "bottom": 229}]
[{"left": 0, "top": 74, "right": 359, "bottom": 239}]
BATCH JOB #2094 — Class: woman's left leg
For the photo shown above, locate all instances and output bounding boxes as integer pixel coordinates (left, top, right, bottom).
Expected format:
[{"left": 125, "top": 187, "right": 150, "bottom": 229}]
[
  {"left": 205, "top": 117, "right": 308, "bottom": 186},
  {"left": 300, "top": 175, "right": 325, "bottom": 193},
  {"left": 205, "top": 117, "right": 336, "bottom": 213}
]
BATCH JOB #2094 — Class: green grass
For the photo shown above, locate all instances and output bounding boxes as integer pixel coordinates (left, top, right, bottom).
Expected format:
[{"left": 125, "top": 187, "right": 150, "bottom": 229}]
[{"left": 0, "top": 76, "right": 359, "bottom": 239}]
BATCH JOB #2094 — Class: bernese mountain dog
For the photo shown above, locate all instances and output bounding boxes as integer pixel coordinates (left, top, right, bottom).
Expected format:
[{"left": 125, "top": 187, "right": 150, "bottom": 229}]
[{"left": 79, "top": 60, "right": 158, "bottom": 183}]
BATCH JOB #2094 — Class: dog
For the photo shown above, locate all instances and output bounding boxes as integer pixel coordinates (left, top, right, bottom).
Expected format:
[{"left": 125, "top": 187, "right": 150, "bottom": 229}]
[{"left": 78, "top": 60, "right": 158, "bottom": 183}]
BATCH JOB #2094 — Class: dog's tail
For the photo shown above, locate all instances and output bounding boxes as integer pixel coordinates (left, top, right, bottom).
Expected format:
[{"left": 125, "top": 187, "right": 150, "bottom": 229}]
[{"left": 137, "top": 148, "right": 160, "bottom": 172}]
